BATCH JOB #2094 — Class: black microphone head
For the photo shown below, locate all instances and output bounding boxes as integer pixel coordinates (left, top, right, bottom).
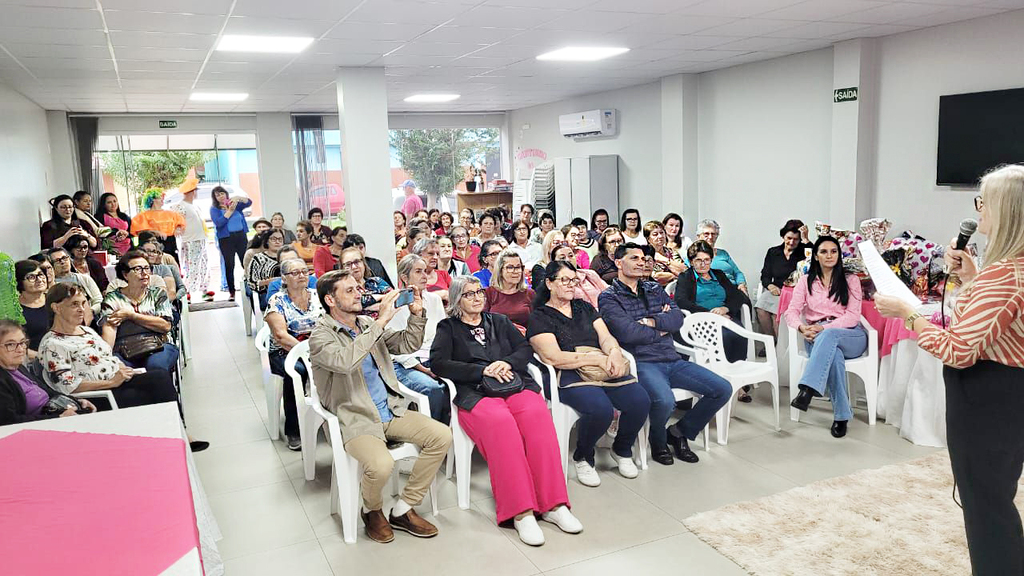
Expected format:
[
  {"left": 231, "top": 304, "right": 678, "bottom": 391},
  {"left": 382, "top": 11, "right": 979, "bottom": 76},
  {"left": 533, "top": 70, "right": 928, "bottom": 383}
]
[{"left": 960, "top": 218, "right": 978, "bottom": 237}]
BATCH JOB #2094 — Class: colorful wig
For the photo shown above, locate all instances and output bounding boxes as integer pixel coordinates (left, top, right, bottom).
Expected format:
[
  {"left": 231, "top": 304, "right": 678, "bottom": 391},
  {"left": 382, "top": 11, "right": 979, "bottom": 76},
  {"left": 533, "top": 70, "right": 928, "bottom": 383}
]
[{"left": 141, "top": 187, "right": 164, "bottom": 210}]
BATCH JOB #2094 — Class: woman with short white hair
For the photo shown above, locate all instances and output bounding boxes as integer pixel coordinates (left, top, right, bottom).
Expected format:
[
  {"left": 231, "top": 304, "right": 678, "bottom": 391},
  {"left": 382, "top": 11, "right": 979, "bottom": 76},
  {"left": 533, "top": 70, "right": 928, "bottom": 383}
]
[{"left": 691, "top": 218, "right": 748, "bottom": 294}]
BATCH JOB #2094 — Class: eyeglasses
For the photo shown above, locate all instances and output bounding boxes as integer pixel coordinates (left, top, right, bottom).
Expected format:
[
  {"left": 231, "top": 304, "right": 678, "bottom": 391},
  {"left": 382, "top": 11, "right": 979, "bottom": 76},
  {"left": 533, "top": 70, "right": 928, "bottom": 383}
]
[
  {"left": 486, "top": 251, "right": 501, "bottom": 258},
  {"left": 24, "top": 272, "right": 46, "bottom": 282},
  {"left": 974, "top": 195, "right": 983, "bottom": 212},
  {"left": 504, "top": 265, "right": 524, "bottom": 272},
  {"left": 51, "top": 255, "right": 70, "bottom": 264},
  {"left": 606, "top": 238, "right": 623, "bottom": 245},
  {"left": 461, "top": 288, "right": 487, "bottom": 300},
  {"left": 129, "top": 265, "right": 152, "bottom": 275},
  {"left": 625, "top": 216, "right": 638, "bottom": 222},
  {"left": 73, "top": 244, "right": 89, "bottom": 250},
  {"left": 452, "top": 233, "right": 468, "bottom": 240},
  {"left": 2, "top": 339, "right": 29, "bottom": 352},
  {"left": 342, "top": 260, "right": 361, "bottom": 269},
  {"left": 284, "top": 269, "right": 309, "bottom": 277},
  {"left": 692, "top": 257, "right": 712, "bottom": 265},
  {"left": 553, "top": 276, "right": 580, "bottom": 287},
  {"left": 701, "top": 231, "right": 720, "bottom": 238},
  {"left": 143, "top": 249, "right": 162, "bottom": 256}
]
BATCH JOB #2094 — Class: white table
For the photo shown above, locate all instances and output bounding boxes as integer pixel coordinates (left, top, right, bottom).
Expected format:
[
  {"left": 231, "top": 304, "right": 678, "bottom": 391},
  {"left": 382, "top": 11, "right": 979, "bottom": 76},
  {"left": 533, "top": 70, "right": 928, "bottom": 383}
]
[
  {"left": 0, "top": 403, "right": 223, "bottom": 575},
  {"left": 878, "top": 339, "right": 947, "bottom": 447}
]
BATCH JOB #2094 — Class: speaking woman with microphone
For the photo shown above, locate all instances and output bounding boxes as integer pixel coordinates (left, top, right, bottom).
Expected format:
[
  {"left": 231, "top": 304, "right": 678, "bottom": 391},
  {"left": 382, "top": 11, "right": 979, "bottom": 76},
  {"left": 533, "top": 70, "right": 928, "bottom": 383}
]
[{"left": 876, "top": 164, "right": 1024, "bottom": 576}]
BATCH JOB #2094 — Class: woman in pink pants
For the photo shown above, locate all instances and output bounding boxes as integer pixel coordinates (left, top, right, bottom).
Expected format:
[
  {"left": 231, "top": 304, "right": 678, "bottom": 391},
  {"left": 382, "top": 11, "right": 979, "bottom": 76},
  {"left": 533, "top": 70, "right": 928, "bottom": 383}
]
[{"left": 432, "top": 276, "right": 583, "bottom": 546}]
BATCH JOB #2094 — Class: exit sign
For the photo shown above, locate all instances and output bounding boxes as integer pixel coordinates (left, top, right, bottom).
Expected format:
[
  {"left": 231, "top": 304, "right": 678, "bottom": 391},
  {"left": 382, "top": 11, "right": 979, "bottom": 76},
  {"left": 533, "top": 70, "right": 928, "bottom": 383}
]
[
  {"left": 834, "top": 87, "right": 858, "bottom": 103},
  {"left": 158, "top": 120, "right": 178, "bottom": 129}
]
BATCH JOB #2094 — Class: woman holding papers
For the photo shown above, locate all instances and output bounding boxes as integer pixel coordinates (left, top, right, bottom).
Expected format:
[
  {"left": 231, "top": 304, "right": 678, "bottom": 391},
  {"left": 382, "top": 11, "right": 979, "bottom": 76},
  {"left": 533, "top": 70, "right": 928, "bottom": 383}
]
[
  {"left": 784, "top": 236, "right": 865, "bottom": 439},
  {"left": 876, "top": 164, "right": 1024, "bottom": 576}
]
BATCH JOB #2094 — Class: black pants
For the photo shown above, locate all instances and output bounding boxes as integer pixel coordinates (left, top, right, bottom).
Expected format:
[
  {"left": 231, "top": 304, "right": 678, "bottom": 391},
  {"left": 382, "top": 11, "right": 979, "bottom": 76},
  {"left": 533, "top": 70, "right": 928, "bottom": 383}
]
[
  {"left": 161, "top": 236, "right": 179, "bottom": 266},
  {"left": 944, "top": 361, "right": 1024, "bottom": 576},
  {"left": 217, "top": 231, "right": 248, "bottom": 294},
  {"left": 111, "top": 368, "right": 179, "bottom": 414}
]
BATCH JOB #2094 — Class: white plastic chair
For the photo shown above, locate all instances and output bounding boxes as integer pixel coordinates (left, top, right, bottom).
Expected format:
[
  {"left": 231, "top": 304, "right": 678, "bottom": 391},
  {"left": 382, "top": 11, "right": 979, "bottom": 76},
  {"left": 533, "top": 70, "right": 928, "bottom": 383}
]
[
  {"left": 787, "top": 316, "right": 879, "bottom": 425},
  {"left": 254, "top": 324, "right": 284, "bottom": 440},
  {"left": 679, "top": 312, "right": 781, "bottom": 445},
  {"left": 179, "top": 301, "right": 193, "bottom": 363},
  {"left": 285, "top": 341, "right": 323, "bottom": 481},
  {"left": 302, "top": 353, "right": 438, "bottom": 543},
  {"left": 441, "top": 377, "right": 476, "bottom": 510},
  {"left": 243, "top": 291, "right": 265, "bottom": 337},
  {"left": 530, "top": 354, "right": 648, "bottom": 486},
  {"left": 241, "top": 290, "right": 253, "bottom": 336},
  {"left": 73, "top": 390, "right": 119, "bottom": 410}
]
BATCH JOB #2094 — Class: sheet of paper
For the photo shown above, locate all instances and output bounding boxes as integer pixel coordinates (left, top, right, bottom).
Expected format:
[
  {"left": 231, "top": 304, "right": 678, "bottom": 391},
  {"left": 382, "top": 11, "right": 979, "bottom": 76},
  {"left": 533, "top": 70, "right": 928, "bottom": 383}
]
[{"left": 858, "top": 241, "right": 923, "bottom": 308}]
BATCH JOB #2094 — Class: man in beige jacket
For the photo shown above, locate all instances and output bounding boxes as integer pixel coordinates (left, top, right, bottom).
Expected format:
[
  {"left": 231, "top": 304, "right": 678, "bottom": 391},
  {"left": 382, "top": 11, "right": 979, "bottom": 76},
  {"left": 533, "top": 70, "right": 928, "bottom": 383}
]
[{"left": 309, "top": 270, "right": 452, "bottom": 544}]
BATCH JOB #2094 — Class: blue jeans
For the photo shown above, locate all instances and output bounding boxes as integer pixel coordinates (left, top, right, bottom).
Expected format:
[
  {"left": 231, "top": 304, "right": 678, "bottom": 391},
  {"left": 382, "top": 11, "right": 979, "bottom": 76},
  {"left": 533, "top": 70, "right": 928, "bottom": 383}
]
[
  {"left": 393, "top": 361, "right": 447, "bottom": 423},
  {"left": 800, "top": 325, "right": 868, "bottom": 422},
  {"left": 129, "top": 343, "right": 179, "bottom": 375},
  {"left": 636, "top": 358, "right": 731, "bottom": 449},
  {"left": 558, "top": 382, "right": 651, "bottom": 466}
]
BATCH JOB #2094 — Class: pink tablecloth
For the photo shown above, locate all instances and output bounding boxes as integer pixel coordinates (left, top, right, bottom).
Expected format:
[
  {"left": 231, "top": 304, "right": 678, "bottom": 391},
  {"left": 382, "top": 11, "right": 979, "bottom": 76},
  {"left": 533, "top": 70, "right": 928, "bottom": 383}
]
[{"left": 777, "top": 285, "right": 918, "bottom": 358}]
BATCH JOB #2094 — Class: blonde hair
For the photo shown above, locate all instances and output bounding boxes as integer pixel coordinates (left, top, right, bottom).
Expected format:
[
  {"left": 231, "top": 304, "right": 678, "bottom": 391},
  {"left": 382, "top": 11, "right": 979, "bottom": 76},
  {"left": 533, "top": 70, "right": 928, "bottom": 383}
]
[
  {"left": 493, "top": 249, "right": 525, "bottom": 292},
  {"left": 539, "top": 229, "right": 565, "bottom": 266},
  {"left": 978, "top": 164, "right": 1024, "bottom": 271}
]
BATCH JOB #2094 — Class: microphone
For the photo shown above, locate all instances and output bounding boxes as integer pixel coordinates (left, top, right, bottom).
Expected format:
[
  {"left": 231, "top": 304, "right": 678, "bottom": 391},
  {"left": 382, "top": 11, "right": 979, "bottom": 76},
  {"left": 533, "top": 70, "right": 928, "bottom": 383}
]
[{"left": 955, "top": 218, "right": 978, "bottom": 251}]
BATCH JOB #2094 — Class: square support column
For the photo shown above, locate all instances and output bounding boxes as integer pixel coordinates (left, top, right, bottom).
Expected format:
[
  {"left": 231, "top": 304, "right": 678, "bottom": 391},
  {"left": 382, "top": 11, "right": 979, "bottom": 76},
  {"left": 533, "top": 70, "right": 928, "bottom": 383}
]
[
  {"left": 829, "top": 39, "right": 879, "bottom": 230},
  {"left": 661, "top": 74, "right": 700, "bottom": 238}
]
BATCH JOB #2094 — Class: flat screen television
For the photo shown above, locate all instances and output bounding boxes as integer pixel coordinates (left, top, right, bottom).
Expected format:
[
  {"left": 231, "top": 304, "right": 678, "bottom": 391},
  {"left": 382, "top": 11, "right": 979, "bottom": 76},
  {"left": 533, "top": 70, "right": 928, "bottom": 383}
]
[{"left": 936, "top": 87, "right": 1024, "bottom": 186}]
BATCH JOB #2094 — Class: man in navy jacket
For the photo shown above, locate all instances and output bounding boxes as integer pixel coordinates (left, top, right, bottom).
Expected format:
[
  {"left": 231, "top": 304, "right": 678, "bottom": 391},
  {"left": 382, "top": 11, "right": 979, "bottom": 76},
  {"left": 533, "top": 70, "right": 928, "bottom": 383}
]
[{"left": 598, "top": 243, "right": 730, "bottom": 466}]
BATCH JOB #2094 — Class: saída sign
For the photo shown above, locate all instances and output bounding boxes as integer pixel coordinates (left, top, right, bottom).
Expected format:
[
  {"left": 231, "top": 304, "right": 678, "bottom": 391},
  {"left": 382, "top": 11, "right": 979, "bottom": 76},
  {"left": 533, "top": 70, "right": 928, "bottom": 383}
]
[{"left": 834, "top": 87, "right": 858, "bottom": 103}]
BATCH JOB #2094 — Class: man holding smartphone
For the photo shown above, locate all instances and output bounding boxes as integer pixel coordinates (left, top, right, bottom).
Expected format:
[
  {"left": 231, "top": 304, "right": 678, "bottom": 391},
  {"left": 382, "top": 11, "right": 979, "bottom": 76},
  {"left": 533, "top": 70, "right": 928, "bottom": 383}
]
[{"left": 309, "top": 270, "right": 452, "bottom": 544}]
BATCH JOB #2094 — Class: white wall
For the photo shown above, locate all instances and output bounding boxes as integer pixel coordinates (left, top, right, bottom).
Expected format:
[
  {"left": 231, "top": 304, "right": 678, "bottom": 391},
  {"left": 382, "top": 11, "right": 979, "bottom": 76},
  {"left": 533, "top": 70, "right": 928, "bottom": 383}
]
[
  {"left": 698, "top": 48, "right": 835, "bottom": 281},
  {"left": 873, "top": 9, "right": 1024, "bottom": 245},
  {"left": 0, "top": 84, "right": 54, "bottom": 259},
  {"left": 508, "top": 82, "right": 663, "bottom": 221}
]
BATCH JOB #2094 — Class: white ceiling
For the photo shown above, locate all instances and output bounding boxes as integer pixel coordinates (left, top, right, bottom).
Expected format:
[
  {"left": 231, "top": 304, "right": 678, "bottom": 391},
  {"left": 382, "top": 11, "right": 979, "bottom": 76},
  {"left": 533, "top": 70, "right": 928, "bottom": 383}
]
[{"left": 0, "top": 0, "right": 1019, "bottom": 114}]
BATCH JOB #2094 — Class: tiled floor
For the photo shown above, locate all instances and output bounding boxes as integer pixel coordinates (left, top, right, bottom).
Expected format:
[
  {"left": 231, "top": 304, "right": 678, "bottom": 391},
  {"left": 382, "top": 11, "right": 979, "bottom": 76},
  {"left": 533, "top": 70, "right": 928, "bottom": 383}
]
[{"left": 183, "top": 307, "right": 940, "bottom": 576}]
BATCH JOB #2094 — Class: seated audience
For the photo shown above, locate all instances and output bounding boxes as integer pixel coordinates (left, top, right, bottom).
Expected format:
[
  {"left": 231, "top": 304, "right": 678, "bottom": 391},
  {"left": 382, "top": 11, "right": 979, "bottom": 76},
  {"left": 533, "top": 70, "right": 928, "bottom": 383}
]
[
  {"left": 519, "top": 203, "right": 536, "bottom": 230},
  {"left": 427, "top": 208, "right": 441, "bottom": 232},
  {"left": 598, "top": 243, "right": 731, "bottom": 466},
  {"left": 561, "top": 223, "right": 591, "bottom": 269},
  {"left": 99, "top": 250, "right": 180, "bottom": 376},
  {"left": 40, "top": 194, "right": 96, "bottom": 250},
  {"left": 411, "top": 238, "right": 451, "bottom": 302},
  {"left": 675, "top": 241, "right": 749, "bottom": 365},
  {"left": 509, "top": 219, "right": 542, "bottom": 269},
  {"left": 314, "top": 226, "right": 345, "bottom": 278},
  {"left": 785, "top": 237, "right": 866, "bottom": 439},
  {"left": 528, "top": 260, "right": 649, "bottom": 487},
  {"left": 397, "top": 226, "right": 426, "bottom": 261},
  {"left": 131, "top": 188, "right": 184, "bottom": 263},
  {"left": 530, "top": 210, "right": 555, "bottom": 244},
  {"left": 96, "top": 192, "right": 132, "bottom": 256},
  {"left": 394, "top": 210, "right": 407, "bottom": 243},
  {"left": 688, "top": 219, "right": 747, "bottom": 293},
  {"left": 265, "top": 257, "right": 322, "bottom": 451},
  {"left": 531, "top": 229, "right": 565, "bottom": 288},
  {"left": 620, "top": 208, "right": 645, "bottom": 246},
  {"left": 589, "top": 209, "right": 610, "bottom": 241},
  {"left": 16, "top": 260, "right": 49, "bottom": 358},
  {"left": 309, "top": 270, "right": 451, "bottom": 543},
  {"left": 458, "top": 208, "right": 479, "bottom": 238},
  {"left": 590, "top": 227, "right": 624, "bottom": 284},
  {"left": 0, "top": 319, "right": 96, "bottom": 425},
  {"left": 307, "top": 207, "right": 331, "bottom": 245},
  {"left": 271, "top": 212, "right": 297, "bottom": 244},
  {"left": 247, "top": 229, "right": 286, "bottom": 310},
  {"left": 663, "top": 212, "right": 693, "bottom": 259},
  {"left": 572, "top": 218, "right": 599, "bottom": 261},
  {"left": 137, "top": 230, "right": 181, "bottom": 268},
  {"left": 435, "top": 211, "right": 454, "bottom": 236},
  {"left": 266, "top": 247, "right": 316, "bottom": 301},
  {"left": 757, "top": 219, "right": 813, "bottom": 335},
  {"left": 484, "top": 249, "right": 535, "bottom": 331},
  {"left": 49, "top": 248, "right": 101, "bottom": 316},
  {"left": 644, "top": 221, "right": 685, "bottom": 286},
  {"left": 472, "top": 211, "right": 501, "bottom": 246},
  {"left": 437, "top": 235, "right": 471, "bottom": 277},
  {"left": 340, "top": 246, "right": 392, "bottom": 318},
  {"left": 431, "top": 276, "right": 581, "bottom": 546},
  {"left": 27, "top": 253, "right": 55, "bottom": 287},
  {"left": 343, "top": 233, "right": 393, "bottom": 288},
  {"left": 451, "top": 225, "right": 482, "bottom": 273},
  {"left": 292, "top": 220, "right": 318, "bottom": 267},
  {"left": 552, "top": 244, "right": 608, "bottom": 309},
  {"left": 140, "top": 239, "right": 186, "bottom": 303},
  {"left": 473, "top": 239, "right": 503, "bottom": 288},
  {"left": 387, "top": 254, "right": 448, "bottom": 422}
]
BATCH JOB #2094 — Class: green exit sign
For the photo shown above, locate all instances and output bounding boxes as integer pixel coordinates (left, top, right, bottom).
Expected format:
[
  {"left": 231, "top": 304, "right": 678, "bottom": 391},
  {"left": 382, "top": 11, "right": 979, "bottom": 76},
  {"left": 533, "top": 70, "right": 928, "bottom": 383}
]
[
  {"left": 158, "top": 120, "right": 178, "bottom": 129},
  {"left": 834, "top": 87, "right": 858, "bottom": 103}
]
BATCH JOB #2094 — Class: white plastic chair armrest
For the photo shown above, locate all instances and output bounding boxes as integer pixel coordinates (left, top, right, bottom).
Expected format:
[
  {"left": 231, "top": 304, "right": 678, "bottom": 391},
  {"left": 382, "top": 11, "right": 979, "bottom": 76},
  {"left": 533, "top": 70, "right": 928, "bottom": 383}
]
[
  {"left": 396, "top": 381, "right": 432, "bottom": 417},
  {"left": 73, "top": 390, "right": 118, "bottom": 410},
  {"left": 254, "top": 324, "right": 271, "bottom": 352}
]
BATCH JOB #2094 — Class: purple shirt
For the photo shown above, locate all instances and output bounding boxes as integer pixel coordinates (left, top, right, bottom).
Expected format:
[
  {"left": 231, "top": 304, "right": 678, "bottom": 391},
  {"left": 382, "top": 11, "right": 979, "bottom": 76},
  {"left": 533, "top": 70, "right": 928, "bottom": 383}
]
[{"left": 11, "top": 369, "right": 48, "bottom": 416}]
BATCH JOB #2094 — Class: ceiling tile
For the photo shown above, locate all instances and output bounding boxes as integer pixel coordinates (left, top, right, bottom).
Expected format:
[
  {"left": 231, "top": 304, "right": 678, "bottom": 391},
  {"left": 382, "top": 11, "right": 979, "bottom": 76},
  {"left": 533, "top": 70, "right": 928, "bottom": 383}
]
[
  {"left": 398, "top": 42, "right": 491, "bottom": 57},
  {"left": 832, "top": 2, "right": 952, "bottom": 24},
  {"left": 765, "top": 20, "right": 871, "bottom": 38},
  {"left": 617, "top": 14, "right": 739, "bottom": 35},
  {"left": 697, "top": 17, "right": 807, "bottom": 36},
  {"left": 829, "top": 23, "right": 919, "bottom": 39},
  {"left": 893, "top": 6, "right": 1003, "bottom": 26},
  {"left": 645, "top": 35, "right": 740, "bottom": 50},
  {"left": 760, "top": 0, "right": 888, "bottom": 21},
  {"left": 586, "top": 0, "right": 703, "bottom": 14},
  {"left": 4, "top": 6, "right": 103, "bottom": 29},
  {"left": 231, "top": 0, "right": 361, "bottom": 21},
  {"left": 223, "top": 16, "right": 337, "bottom": 37},
  {"left": 326, "top": 22, "right": 438, "bottom": 42},
  {"left": 674, "top": 0, "right": 808, "bottom": 18},
  {"left": 347, "top": 0, "right": 467, "bottom": 26},
  {"left": 103, "top": 10, "right": 225, "bottom": 34},
  {"left": 535, "top": 10, "right": 653, "bottom": 32},
  {"left": 108, "top": 31, "right": 216, "bottom": 49},
  {"left": 0, "top": 27, "right": 108, "bottom": 45},
  {"left": 449, "top": 5, "right": 571, "bottom": 29},
  {"left": 99, "top": 0, "right": 233, "bottom": 14},
  {"left": 415, "top": 25, "right": 527, "bottom": 43},
  {"left": 4, "top": 43, "right": 111, "bottom": 59},
  {"left": 714, "top": 35, "right": 807, "bottom": 50}
]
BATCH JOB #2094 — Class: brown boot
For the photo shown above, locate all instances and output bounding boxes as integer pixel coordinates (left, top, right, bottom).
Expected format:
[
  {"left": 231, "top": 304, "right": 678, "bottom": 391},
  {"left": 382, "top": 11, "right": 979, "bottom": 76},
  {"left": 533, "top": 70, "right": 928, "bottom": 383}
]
[
  {"left": 361, "top": 509, "right": 395, "bottom": 543},
  {"left": 389, "top": 508, "right": 439, "bottom": 538}
]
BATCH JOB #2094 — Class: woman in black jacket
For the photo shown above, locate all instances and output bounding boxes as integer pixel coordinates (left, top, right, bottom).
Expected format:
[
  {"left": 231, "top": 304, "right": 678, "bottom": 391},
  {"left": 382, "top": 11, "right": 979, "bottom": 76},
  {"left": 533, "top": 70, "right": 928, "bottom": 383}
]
[
  {"left": 756, "top": 219, "right": 813, "bottom": 336},
  {"left": 0, "top": 320, "right": 94, "bottom": 425},
  {"left": 430, "top": 276, "right": 581, "bottom": 547},
  {"left": 674, "top": 241, "right": 750, "bottom": 366}
]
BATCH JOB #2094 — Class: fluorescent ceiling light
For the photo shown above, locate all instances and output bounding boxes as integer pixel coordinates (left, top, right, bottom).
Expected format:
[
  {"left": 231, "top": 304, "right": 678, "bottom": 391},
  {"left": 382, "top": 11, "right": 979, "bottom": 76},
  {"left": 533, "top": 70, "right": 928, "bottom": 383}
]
[
  {"left": 189, "top": 92, "right": 249, "bottom": 102},
  {"left": 536, "top": 46, "right": 630, "bottom": 62},
  {"left": 216, "top": 35, "right": 314, "bottom": 53},
  {"left": 404, "top": 94, "right": 461, "bottom": 103}
]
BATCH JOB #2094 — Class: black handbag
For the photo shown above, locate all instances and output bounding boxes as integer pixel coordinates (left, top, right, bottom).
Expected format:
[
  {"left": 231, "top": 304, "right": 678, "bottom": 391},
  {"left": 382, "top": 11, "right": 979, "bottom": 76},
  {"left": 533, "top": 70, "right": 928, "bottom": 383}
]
[
  {"left": 114, "top": 319, "right": 167, "bottom": 362},
  {"left": 479, "top": 373, "right": 525, "bottom": 398},
  {"left": 41, "top": 394, "right": 88, "bottom": 416}
]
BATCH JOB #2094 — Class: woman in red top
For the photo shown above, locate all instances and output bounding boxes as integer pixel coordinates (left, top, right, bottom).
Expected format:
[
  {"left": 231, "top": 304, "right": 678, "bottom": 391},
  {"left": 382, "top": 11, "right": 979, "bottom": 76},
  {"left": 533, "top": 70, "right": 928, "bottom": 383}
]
[
  {"left": 485, "top": 249, "right": 535, "bottom": 332},
  {"left": 450, "top": 225, "right": 482, "bottom": 273},
  {"left": 877, "top": 164, "right": 1024, "bottom": 576},
  {"left": 411, "top": 237, "right": 452, "bottom": 305},
  {"left": 313, "top": 226, "right": 344, "bottom": 277},
  {"left": 435, "top": 212, "right": 454, "bottom": 237}
]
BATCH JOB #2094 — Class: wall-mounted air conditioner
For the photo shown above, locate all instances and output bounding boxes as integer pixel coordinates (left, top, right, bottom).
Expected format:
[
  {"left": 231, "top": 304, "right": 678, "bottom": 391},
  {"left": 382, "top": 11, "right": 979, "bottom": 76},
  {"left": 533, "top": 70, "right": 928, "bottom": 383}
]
[{"left": 558, "top": 109, "right": 617, "bottom": 140}]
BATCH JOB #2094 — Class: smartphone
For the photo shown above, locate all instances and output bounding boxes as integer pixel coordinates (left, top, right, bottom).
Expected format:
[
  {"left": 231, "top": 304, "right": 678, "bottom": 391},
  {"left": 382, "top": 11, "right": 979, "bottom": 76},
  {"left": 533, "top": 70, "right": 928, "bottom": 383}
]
[
  {"left": 132, "top": 368, "right": 147, "bottom": 375},
  {"left": 394, "top": 289, "right": 415, "bottom": 308}
]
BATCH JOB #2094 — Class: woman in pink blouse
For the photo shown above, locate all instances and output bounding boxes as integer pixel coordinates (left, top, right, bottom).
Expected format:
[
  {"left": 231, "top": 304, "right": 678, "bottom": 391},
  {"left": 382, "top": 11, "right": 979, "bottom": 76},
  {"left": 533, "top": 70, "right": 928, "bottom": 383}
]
[
  {"left": 876, "top": 164, "right": 1024, "bottom": 576},
  {"left": 783, "top": 236, "right": 864, "bottom": 438}
]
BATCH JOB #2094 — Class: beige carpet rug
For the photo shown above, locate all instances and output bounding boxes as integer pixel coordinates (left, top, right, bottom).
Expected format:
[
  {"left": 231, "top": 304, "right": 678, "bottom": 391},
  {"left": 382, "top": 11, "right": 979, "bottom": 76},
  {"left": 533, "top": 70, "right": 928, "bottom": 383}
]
[{"left": 684, "top": 451, "right": 1024, "bottom": 575}]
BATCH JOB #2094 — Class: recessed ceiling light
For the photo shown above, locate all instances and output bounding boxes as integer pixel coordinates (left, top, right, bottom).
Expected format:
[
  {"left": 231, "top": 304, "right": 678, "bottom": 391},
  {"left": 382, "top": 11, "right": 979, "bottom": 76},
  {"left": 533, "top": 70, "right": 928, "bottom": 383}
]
[
  {"left": 404, "top": 94, "right": 461, "bottom": 103},
  {"left": 189, "top": 92, "right": 249, "bottom": 102},
  {"left": 536, "top": 46, "right": 630, "bottom": 62},
  {"left": 216, "top": 35, "right": 314, "bottom": 53}
]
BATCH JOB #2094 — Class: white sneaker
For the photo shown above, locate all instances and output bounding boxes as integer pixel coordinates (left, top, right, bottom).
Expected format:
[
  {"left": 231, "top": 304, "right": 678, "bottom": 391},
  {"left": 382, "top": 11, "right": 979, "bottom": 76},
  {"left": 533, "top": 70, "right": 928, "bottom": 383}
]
[
  {"left": 574, "top": 460, "right": 601, "bottom": 487},
  {"left": 610, "top": 451, "right": 639, "bottom": 479},
  {"left": 541, "top": 505, "right": 583, "bottom": 534},
  {"left": 514, "top": 514, "right": 545, "bottom": 546}
]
